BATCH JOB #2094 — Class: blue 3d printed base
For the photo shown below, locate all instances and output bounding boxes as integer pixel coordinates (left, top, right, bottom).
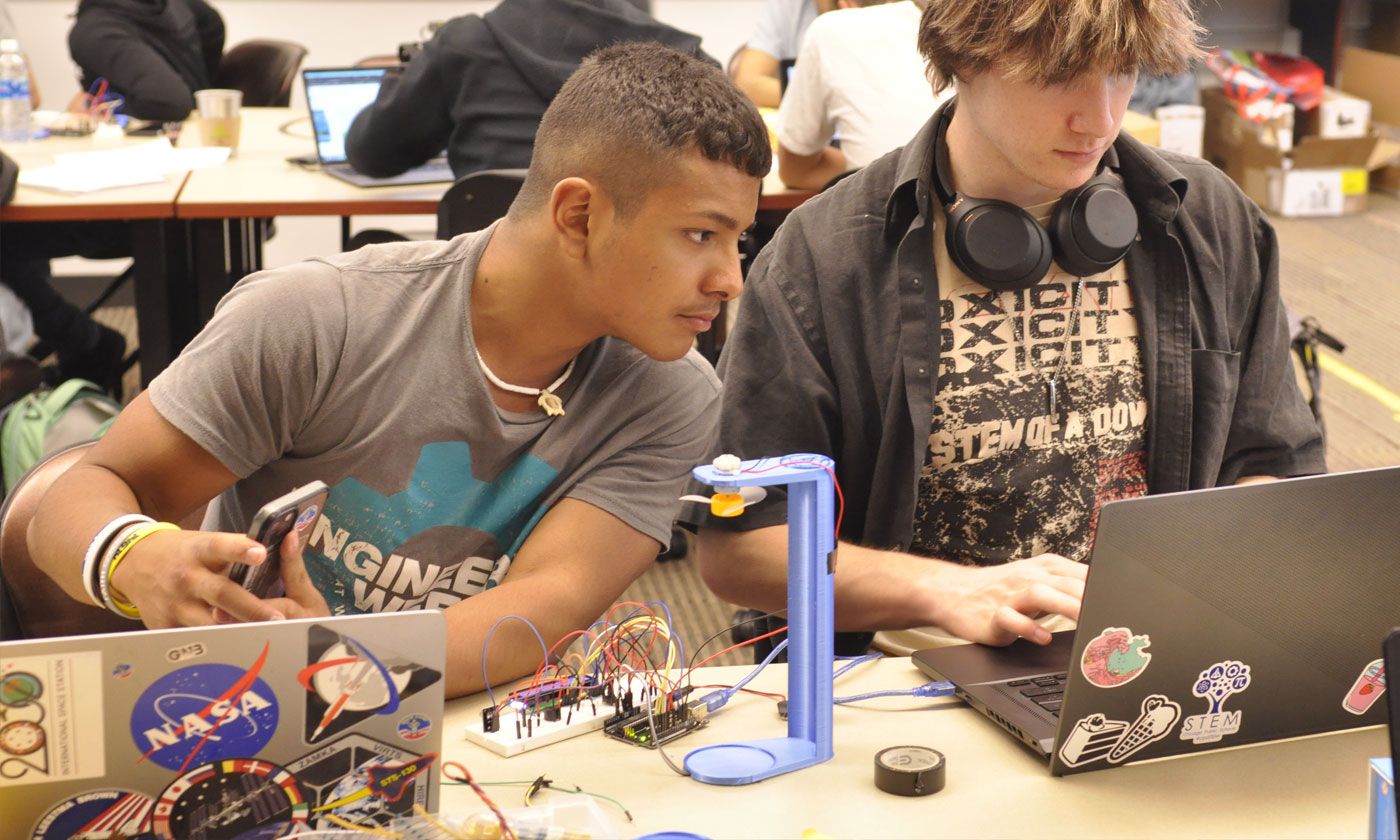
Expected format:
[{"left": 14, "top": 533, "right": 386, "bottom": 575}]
[{"left": 683, "top": 454, "right": 836, "bottom": 785}]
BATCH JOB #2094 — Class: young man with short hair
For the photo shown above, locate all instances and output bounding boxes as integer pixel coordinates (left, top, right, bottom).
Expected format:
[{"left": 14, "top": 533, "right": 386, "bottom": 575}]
[
  {"left": 30, "top": 43, "right": 771, "bottom": 698},
  {"left": 694, "top": 0, "right": 1323, "bottom": 651}
]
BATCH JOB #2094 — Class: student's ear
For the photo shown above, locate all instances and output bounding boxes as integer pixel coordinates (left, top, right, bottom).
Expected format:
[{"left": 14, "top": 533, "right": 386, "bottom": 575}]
[{"left": 550, "top": 177, "right": 596, "bottom": 260}]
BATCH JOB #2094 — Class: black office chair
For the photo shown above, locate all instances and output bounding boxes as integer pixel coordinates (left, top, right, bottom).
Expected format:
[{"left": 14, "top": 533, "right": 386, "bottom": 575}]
[
  {"left": 436, "top": 169, "right": 529, "bottom": 239},
  {"left": 213, "top": 39, "right": 310, "bottom": 107}
]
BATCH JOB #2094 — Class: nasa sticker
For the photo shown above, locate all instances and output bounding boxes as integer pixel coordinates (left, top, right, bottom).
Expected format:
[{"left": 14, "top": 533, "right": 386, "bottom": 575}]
[
  {"left": 129, "top": 645, "right": 279, "bottom": 772},
  {"left": 397, "top": 713, "right": 432, "bottom": 741},
  {"left": 1080, "top": 627, "right": 1153, "bottom": 688},
  {"left": 28, "top": 789, "right": 154, "bottom": 840},
  {"left": 1179, "top": 660, "right": 1251, "bottom": 744},
  {"left": 289, "top": 733, "right": 434, "bottom": 828},
  {"left": 295, "top": 505, "right": 319, "bottom": 533}
]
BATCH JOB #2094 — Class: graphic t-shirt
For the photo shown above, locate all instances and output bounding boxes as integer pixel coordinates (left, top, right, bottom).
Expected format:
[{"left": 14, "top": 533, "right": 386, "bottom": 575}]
[
  {"left": 150, "top": 227, "right": 720, "bottom": 614},
  {"left": 909, "top": 202, "right": 1148, "bottom": 565}
]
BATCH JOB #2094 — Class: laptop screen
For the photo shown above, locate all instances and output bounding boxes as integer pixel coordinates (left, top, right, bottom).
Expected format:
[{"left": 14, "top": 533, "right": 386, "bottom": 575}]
[{"left": 304, "top": 67, "right": 393, "bottom": 165}]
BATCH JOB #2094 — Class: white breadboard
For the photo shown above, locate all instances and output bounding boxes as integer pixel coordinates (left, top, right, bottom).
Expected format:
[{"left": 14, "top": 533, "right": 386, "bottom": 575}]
[{"left": 463, "top": 696, "right": 620, "bottom": 757}]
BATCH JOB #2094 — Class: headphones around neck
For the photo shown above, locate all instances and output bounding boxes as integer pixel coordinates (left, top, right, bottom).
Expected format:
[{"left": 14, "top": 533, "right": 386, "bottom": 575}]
[{"left": 931, "top": 100, "right": 1139, "bottom": 291}]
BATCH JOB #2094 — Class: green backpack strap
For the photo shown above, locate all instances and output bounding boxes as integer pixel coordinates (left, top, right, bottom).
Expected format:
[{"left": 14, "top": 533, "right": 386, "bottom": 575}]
[{"left": 2, "top": 379, "right": 114, "bottom": 494}]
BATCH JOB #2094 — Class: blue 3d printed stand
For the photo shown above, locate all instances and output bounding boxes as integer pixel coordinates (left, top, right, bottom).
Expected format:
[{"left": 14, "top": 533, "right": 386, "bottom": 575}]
[{"left": 683, "top": 453, "right": 836, "bottom": 785}]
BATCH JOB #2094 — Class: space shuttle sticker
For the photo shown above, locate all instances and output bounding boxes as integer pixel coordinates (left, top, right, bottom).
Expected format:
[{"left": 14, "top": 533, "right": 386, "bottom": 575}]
[{"left": 297, "top": 623, "right": 442, "bottom": 744}]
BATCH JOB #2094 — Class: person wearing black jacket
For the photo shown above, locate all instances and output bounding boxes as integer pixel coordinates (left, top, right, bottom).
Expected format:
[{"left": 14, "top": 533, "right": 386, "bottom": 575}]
[
  {"left": 69, "top": 0, "right": 225, "bottom": 122},
  {"left": 0, "top": 1, "right": 225, "bottom": 396},
  {"left": 345, "top": 0, "right": 708, "bottom": 180}
]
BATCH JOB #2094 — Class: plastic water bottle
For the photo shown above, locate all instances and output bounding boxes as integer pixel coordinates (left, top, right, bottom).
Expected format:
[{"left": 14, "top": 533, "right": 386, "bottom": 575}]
[{"left": 0, "top": 38, "right": 33, "bottom": 143}]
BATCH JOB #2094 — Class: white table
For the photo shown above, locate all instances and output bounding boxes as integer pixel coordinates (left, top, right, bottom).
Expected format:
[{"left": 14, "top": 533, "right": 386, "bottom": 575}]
[{"left": 440, "top": 658, "right": 1385, "bottom": 839}]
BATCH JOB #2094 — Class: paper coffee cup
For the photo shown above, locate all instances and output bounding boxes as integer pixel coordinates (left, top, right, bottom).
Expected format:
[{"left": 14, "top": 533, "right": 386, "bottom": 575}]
[{"left": 194, "top": 88, "right": 242, "bottom": 154}]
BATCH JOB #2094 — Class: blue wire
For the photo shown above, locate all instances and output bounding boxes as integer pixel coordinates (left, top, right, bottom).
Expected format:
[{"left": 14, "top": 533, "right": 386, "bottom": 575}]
[
  {"left": 480, "top": 613, "right": 551, "bottom": 706},
  {"left": 832, "top": 652, "right": 882, "bottom": 679},
  {"left": 833, "top": 680, "right": 955, "bottom": 704}
]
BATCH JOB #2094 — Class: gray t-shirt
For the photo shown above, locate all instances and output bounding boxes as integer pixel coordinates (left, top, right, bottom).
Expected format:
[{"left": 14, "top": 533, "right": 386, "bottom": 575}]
[{"left": 150, "top": 226, "right": 720, "bottom": 615}]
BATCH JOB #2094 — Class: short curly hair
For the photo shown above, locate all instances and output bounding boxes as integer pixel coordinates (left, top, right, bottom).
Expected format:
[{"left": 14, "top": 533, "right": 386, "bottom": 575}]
[
  {"left": 917, "top": 0, "right": 1206, "bottom": 92},
  {"left": 512, "top": 42, "right": 771, "bottom": 220}
]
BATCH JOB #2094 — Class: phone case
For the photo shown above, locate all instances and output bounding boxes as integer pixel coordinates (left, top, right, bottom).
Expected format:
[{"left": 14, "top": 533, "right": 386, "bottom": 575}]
[{"left": 231, "top": 481, "right": 329, "bottom": 598}]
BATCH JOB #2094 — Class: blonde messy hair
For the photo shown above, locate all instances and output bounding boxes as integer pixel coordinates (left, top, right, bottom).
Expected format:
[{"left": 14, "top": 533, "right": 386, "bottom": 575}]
[{"left": 917, "top": 0, "right": 1206, "bottom": 92}]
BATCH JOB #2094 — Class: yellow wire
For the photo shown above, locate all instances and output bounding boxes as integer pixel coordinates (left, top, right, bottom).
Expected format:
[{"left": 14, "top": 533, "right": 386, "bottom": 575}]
[
  {"left": 323, "top": 813, "right": 402, "bottom": 836},
  {"left": 413, "top": 803, "right": 472, "bottom": 840}
]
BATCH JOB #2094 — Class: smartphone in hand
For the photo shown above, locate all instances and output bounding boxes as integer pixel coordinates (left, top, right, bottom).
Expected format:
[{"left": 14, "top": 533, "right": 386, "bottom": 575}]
[{"left": 230, "top": 481, "right": 330, "bottom": 598}]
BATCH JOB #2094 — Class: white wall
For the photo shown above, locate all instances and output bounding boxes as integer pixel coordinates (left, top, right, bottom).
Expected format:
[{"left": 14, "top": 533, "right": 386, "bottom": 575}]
[
  {"left": 9, "top": 0, "right": 760, "bottom": 117},
  {"left": 8, "top": 0, "right": 764, "bottom": 267}
]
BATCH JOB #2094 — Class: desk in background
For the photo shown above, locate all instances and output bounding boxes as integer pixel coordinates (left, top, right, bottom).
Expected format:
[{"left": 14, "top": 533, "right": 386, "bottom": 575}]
[
  {"left": 176, "top": 108, "right": 814, "bottom": 356},
  {"left": 0, "top": 133, "right": 193, "bottom": 384},
  {"left": 442, "top": 658, "right": 1383, "bottom": 839}
]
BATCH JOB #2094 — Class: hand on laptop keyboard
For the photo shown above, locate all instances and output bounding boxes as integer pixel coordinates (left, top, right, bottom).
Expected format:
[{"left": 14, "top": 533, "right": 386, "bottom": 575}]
[{"left": 923, "top": 553, "right": 1086, "bottom": 646}]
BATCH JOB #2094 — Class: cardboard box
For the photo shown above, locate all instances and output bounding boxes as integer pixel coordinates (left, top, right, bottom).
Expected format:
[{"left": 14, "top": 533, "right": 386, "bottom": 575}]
[
  {"left": 1299, "top": 86, "right": 1372, "bottom": 139},
  {"left": 1121, "top": 109, "right": 1160, "bottom": 146},
  {"left": 1341, "top": 47, "right": 1400, "bottom": 128},
  {"left": 1202, "top": 87, "right": 1379, "bottom": 216},
  {"left": 1154, "top": 104, "right": 1205, "bottom": 158},
  {"left": 1371, "top": 758, "right": 1395, "bottom": 840},
  {"left": 1341, "top": 47, "right": 1400, "bottom": 196}
]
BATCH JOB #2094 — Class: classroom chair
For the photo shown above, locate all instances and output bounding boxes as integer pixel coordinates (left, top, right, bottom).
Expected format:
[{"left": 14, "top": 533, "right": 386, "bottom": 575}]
[
  {"left": 0, "top": 441, "right": 131, "bottom": 639},
  {"left": 436, "top": 169, "right": 528, "bottom": 239},
  {"left": 213, "top": 38, "right": 310, "bottom": 107}
]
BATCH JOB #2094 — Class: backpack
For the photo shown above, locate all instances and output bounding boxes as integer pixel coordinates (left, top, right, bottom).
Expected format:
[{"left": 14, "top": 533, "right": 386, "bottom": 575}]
[{"left": 0, "top": 377, "right": 121, "bottom": 495}]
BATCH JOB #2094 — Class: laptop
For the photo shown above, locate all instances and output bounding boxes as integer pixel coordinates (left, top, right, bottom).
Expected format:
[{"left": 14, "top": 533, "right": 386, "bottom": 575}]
[
  {"left": 303, "top": 67, "right": 455, "bottom": 187},
  {"left": 0, "top": 611, "right": 445, "bottom": 836},
  {"left": 1386, "top": 627, "right": 1399, "bottom": 839},
  {"left": 914, "top": 466, "right": 1400, "bottom": 775}
]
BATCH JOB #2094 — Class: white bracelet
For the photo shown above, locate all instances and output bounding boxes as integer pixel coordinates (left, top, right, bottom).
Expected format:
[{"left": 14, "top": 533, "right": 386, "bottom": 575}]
[
  {"left": 81, "top": 514, "right": 154, "bottom": 607},
  {"left": 98, "top": 521, "right": 150, "bottom": 617}
]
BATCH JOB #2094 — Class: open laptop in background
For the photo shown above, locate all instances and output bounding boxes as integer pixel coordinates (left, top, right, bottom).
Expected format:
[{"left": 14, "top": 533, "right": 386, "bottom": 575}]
[
  {"left": 0, "top": 612, "right": 445, "bottom": 836},
  {"left": 914, "top": 466, "right": 1400, "bottom": 775},
  {"left": 303, "top": 67, "right": 455, "bottom": 187}
]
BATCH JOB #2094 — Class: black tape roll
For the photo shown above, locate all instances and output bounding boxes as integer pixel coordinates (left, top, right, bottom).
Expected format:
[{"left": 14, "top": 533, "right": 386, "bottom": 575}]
[{"left": 874, "top": 745, "right": 946, "bottom": 796}]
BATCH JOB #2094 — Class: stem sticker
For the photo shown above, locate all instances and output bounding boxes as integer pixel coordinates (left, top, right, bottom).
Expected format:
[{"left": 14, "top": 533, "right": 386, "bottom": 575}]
[
  {"left": 1180, "top": 659, "right": 1251, "bottom": 744},
  {"left": 1080, "top": 627, "right": 1153, "bottom": 688},
  {"left": 1059, "top": 694, "right": 1181, "bottom": 767},
  {"left": 1343, "top": 658, "right": 1386, "bottom": 715}
]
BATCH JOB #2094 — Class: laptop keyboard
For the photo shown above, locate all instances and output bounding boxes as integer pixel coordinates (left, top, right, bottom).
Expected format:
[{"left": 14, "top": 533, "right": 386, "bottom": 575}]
[{"left": 1008, "top": 673, "right": 1068, "bottom": 716}]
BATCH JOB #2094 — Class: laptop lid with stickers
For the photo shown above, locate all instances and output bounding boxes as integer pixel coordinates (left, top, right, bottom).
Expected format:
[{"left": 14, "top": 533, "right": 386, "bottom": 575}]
[
  {"left": 1049, "top": 466, "right": 1399, "bottom": 775},
  {"left": 0, "top": 611, "right": 445, "bottom": 838}
]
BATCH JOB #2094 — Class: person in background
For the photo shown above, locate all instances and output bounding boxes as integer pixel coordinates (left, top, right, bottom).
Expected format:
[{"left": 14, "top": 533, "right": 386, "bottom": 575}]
[
  {"left": 345, "top": 0, "right": 708, "bottom": 180},
  {"left": 691, "top": 0, "right": 1324, "bottom": 657},
  {"left": 68, "top": 0, "right": 225, "bottom": 122},
  {"left": 730, "top": 0, "right": 828, "bottom": 108},
  {"left": 774, "top": 0, "right": 950, "bottom": 189},
  {"left": 0, "top": 0, "right": 225, "bottom": 393},
  {"left": 29, "top": 43, "right": 771, "bottom": 700}
]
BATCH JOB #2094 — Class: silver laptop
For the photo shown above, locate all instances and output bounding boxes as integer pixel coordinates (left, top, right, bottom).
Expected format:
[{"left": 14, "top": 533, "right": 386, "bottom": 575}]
[
  {"left": 303, "top": 67, "right": 455, "bottom": 187},
  {"left": 0, "top": 611, "right": 445, "bottom": 835},
  {"left": 914, "top": 466, "right": 1400, "bottom": 775}
]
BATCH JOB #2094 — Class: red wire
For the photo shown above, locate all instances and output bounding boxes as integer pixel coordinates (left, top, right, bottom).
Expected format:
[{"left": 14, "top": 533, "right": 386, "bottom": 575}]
[
  {"left": 681, "top": 624, "right": 788, "bottom": 686},
  {"left": 738, "top": 458, "right": 845, "bottom": 543}
]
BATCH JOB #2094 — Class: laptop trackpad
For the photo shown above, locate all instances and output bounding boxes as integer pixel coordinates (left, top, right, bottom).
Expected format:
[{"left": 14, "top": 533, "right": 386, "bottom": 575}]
[{"left": 912, "top": 631, "right": 1076, "bottom": 684}]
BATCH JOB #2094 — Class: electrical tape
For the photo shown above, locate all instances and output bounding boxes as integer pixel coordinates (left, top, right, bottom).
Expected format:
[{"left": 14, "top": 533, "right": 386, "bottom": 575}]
[{"left": 874, "top": 745, "right": 946, "bottom": 796}]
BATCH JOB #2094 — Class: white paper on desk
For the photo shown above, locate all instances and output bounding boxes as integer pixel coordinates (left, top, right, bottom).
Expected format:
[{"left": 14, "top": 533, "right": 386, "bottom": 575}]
[
  {"left": 18, "top": 138, "right": 231, "bottom": 194},
  {"left": 53, "top": 137, "right": 231, "bottom": 175}
]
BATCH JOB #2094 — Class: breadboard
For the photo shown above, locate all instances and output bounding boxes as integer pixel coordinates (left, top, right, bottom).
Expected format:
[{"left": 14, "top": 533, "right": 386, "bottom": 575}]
[{"left": 463, "top": 697, "right": 620, "bottom": 757}]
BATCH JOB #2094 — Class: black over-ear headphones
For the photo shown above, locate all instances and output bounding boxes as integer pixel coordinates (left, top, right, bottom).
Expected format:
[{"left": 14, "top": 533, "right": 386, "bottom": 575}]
[{"left": 930, "top": 100, "right": 1139, "bottom": 291}]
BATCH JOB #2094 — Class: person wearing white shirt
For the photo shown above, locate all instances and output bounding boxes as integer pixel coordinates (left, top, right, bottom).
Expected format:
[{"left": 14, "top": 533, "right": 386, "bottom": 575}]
[{"left": 775, "top": 0, "right": 950, "bottom": 190}]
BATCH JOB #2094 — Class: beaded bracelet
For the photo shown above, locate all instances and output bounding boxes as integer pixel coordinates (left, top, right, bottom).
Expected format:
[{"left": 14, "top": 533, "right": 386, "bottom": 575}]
[
  {"left": 81, "top": 514, "right": 154, "bottom": 607},
  {"left": 101, "top": 521, "right": 181, "bottom": 619}
]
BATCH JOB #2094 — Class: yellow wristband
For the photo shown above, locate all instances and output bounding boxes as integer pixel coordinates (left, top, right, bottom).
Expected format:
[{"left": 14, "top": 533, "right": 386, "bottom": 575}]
[{"left": 106, "top": 521, "right": 180, "bottom": 618}]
